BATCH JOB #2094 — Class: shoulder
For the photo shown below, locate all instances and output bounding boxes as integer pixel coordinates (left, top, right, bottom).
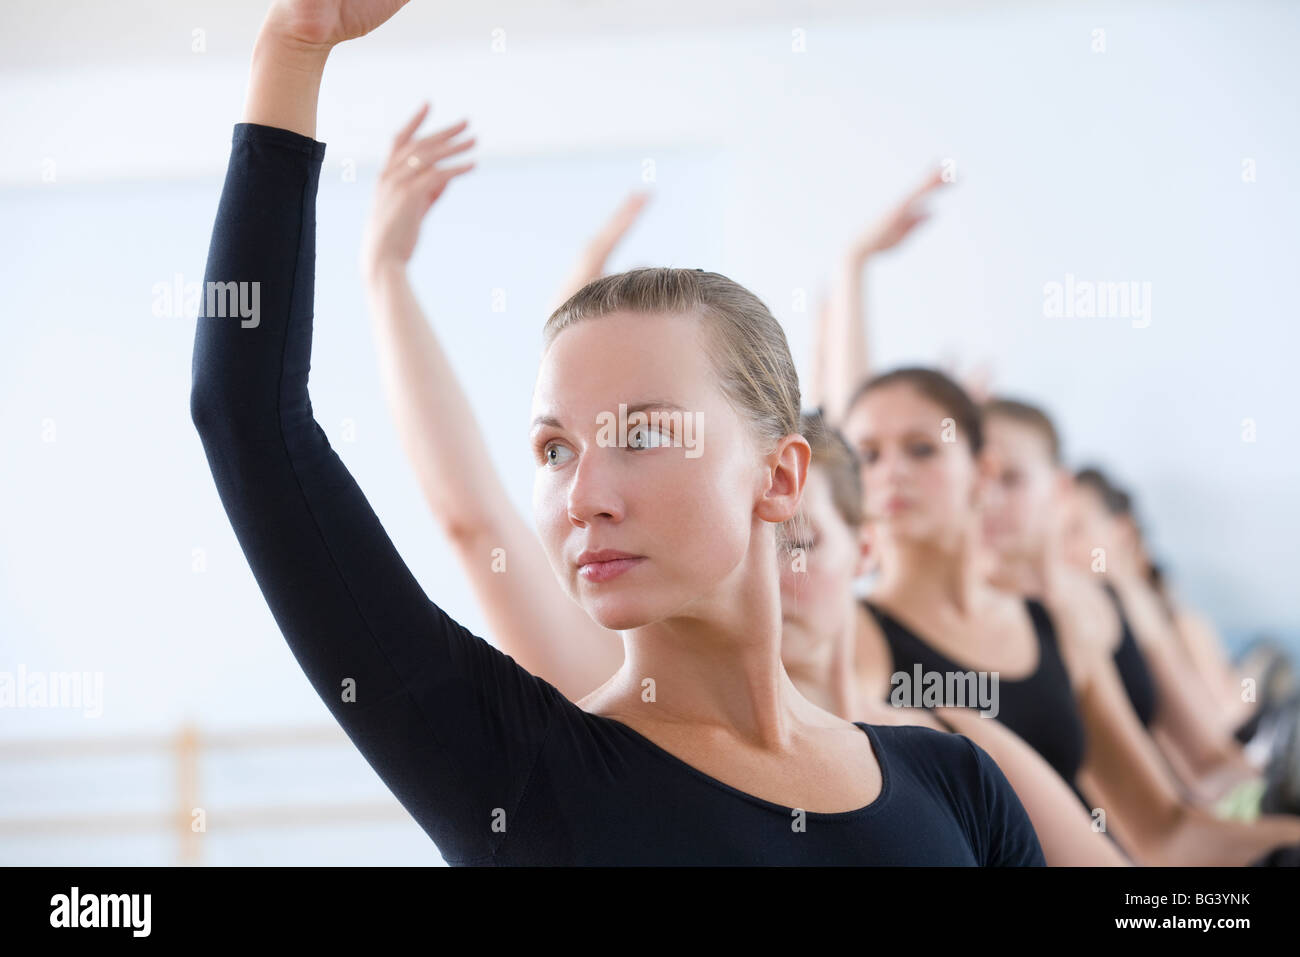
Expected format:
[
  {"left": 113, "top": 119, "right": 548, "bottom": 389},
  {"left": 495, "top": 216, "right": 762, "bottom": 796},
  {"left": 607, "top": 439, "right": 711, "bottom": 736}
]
[
  {"left": 866, "top": 723, "right": 1044, "bottom": 865},
  {"left": 865, "top": 721, "right": 986, "bottom": 785}
]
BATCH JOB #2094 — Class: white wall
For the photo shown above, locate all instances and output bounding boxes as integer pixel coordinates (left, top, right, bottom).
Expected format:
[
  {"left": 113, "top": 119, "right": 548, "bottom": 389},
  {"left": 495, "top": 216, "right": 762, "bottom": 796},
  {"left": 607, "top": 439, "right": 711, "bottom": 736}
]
[{"left": 2, "top": 0, "right": 1297, "bottom": 864}]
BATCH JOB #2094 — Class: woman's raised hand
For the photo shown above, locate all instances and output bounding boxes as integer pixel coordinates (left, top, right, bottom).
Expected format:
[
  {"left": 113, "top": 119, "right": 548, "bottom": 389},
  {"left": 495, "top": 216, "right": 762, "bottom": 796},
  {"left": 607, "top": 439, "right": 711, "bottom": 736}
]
[
  {"left": 264, "top": 0, "right": 412, "bottom": 50},
  {"left": 361, "top": 104, "right": 477, "bottom": 279},
  {"left": 850, "top": 168, "right": 946, "bottom": 262}
]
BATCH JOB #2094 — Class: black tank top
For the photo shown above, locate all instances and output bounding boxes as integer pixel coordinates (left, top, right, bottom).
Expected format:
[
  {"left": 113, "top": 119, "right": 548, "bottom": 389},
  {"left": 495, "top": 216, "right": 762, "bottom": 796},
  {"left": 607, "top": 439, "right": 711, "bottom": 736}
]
[
  {"left": 1103, "top": 584, "right": 1160, "bottom": 728},
  {"left": 866, "top": 598, "right": 1091, "bottom": 811}
]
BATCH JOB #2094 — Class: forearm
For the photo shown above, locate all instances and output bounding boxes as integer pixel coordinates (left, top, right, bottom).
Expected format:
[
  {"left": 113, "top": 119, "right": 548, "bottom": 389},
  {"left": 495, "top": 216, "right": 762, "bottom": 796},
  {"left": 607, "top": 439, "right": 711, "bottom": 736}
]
[
  {"left": 1146, "top": 642, "right": 1244, "bottom": 774},
  {"left": 1150, "top": 804, "right": 1300, "bottom": 867},
  {"left": 365, "top": 262, "right": 516, "bottom": 541},
  {"left": 817, "top": 252, "right": 871, "bottom": 427},
  {"left": 364, "top": 264, "right": 624, "bottom": 698},
  {"left": 1076, "top": 663, "right": 1190, "bottom": 845},
  {"left": 550, "top": 249, "right": 604, "bottom": 316},
  {"left": 242, "top": 23, "right": 332, "bottom": 139}
]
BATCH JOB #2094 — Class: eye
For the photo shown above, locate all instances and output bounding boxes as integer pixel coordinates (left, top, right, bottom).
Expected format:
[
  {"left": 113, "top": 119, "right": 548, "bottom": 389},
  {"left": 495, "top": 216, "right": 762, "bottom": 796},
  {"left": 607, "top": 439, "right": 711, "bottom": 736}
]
[
  {"left": 857, "top": 446, "right": 879, "bottom": 465},
  {"left": 627, "top": 422, "right": 670, "bottom": 450},
  {"left": 907, "top": 441, "right": 936, "bottom": 458},
  {"left": 541, "top": 441, "right": 574, "bottom": 468}
]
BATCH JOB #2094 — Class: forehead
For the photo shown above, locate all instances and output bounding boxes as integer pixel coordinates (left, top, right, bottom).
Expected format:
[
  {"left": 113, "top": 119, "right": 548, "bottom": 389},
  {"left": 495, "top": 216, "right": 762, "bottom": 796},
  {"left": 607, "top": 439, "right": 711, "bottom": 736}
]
[
  {"left": 531, "top": 311, "right": 713, "bottom": 420},
  {"left": 1071, "top": 483, "right": 1109, "bottom": 515},
  {"left": 985, "top": 415, "right": 1053, "bottom": 463},
  {"left": 844, "top": 383, "right": 948, "bottom": 440}
]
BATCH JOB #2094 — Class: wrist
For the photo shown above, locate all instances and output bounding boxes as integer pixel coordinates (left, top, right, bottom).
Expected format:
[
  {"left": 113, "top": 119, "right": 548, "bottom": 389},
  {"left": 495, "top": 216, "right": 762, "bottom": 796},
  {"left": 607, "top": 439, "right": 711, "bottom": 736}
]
[
  {"left": 364, "top": 256, "right": 410, "bottom": 288},
  {"left": 842, "top": 246, "right": 873, "bottom": 274},
  {"left": 253, "top": 23, "right": 334, "bottom": 74}
]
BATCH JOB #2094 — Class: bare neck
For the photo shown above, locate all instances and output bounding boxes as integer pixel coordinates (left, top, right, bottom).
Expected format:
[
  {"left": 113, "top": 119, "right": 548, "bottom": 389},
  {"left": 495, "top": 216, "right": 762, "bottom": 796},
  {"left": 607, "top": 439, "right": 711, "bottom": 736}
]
[{"left": 874, "top": 530, "right": 984, "bottom": 616}]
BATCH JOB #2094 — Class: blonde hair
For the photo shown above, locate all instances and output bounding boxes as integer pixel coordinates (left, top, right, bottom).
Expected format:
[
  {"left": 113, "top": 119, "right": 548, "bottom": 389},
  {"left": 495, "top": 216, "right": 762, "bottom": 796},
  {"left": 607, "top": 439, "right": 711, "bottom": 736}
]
[
  {"left": 544, "top": 267, "right": 805, "bottom": 550},
  {"left": 800, "top": 409, "right": 864, "bottom": 528}
]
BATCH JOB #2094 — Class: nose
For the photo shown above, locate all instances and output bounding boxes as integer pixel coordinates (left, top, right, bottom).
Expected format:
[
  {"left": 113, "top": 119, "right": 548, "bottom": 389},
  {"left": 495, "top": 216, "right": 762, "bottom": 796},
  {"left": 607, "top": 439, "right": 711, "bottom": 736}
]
[
  {"left": 873, "top": 443, "right": 912, "bottom": 484},
  {"left": 567, "top": 445, "right": 625, "bottom": 528}
]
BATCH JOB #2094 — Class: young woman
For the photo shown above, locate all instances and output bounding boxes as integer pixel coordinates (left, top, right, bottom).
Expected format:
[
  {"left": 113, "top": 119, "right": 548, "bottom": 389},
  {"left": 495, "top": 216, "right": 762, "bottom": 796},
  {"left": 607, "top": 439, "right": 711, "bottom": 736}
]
[
  {"left": 981, "top": 401, "right": 1264, "bottom": 808},
  {"left": 808, "top": 184, "right": 1300, "bottom": 860},
  {"left": 829, "top": 367, "right": 1300, "bottom": 864},
  {"left": 1067, "top": 467, "right": 1270, "bottom": 746},
  {"left": 189, "top": 0, "right": 1045, "bottom": 865},
  {"left": 783, "top": 413, "right": 1130, "bottom": 865}
]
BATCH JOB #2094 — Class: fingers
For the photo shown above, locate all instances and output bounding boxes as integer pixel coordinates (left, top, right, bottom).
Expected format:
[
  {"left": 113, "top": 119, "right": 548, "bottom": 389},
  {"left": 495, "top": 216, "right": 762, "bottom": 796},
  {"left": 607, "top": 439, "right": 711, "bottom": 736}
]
[
  {"left": 396, "top": 133, "right": 476, "bottom": 185},
  {"left": 406, "top": 158, "right": 476, "bottom": 201},
  {"left": 387, "top": 116, "right": 470, "bottom": 175},
  {"left": 392, "top": 101, "right": 431, "bottom": 152},
  {"left": 909, "top": 167, "right": 947, "bottom": 202}
]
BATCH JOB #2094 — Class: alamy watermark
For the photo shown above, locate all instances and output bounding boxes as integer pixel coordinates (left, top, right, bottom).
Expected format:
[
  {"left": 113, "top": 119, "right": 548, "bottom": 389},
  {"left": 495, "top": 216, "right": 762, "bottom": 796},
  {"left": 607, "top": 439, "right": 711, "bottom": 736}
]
[
  {"left": 152, "top": 273, "right": 261, "bottom": 328},
  {"left": 0, "top": 664, "right": 103, "bottom": 718},
  {"left": 1043, "top": 273, "right": 1151, "bottom": 328},
  {"left": 595, "top": 403, "right": 704, "bottom": 458},
  {"left": 890, "top": 666, "right": 1000, "bottom": 719}
]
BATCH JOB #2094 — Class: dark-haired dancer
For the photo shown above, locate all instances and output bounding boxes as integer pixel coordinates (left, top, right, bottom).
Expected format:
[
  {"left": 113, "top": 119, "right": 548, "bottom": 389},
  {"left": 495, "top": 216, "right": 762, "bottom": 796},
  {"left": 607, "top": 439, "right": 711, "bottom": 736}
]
[{"left": 809, "top": 188, "right": 1300, "bottom": 860}]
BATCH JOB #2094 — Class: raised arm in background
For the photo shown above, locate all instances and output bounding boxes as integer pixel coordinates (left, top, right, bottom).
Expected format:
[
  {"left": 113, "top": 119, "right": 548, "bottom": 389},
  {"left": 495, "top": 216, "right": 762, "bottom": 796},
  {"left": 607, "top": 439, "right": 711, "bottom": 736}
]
[
  {"left": 809, "top": 169, "right": 945, "bottom": 425},
  {"left": 361, "top": 107, "right": 624, "bottom": 701},
  {"left": 549, "top": 190, "right": 651, "bottom": 314}
]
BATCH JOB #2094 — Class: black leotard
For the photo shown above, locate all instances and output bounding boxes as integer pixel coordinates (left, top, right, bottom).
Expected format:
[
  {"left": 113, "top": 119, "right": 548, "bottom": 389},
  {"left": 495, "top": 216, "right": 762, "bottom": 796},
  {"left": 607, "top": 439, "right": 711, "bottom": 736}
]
[
  {"left": 188, "top": 122, "right": 1045, "bottom": 866},
  {"left": 866, "top": 598, "right": 1092, "bottom": 812},
  {"left": 1103, "top": 584, "right": 1160, "bottom": 728}
]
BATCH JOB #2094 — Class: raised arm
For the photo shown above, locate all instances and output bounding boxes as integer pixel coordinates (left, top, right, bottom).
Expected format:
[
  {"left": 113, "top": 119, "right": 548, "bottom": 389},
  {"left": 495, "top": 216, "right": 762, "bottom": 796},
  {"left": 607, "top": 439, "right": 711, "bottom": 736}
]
[
  {"left": 548, "top": 190, "right": 651, "bottom": 315},
  {"left": 360, "top": 107, "right": 623, "bottom": 700},
  {"left": 810, "top": 169, "right": 945, "bottom": 426},
  {"left": 190, "top": 0, "right": 568, "bottom": 865}
]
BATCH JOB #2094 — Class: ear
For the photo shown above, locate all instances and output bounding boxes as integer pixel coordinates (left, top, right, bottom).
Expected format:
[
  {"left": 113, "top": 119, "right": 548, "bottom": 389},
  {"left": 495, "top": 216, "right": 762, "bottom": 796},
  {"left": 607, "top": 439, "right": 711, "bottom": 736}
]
[{"left": 757, "top": 432, "right": 811, "bottom": 526}]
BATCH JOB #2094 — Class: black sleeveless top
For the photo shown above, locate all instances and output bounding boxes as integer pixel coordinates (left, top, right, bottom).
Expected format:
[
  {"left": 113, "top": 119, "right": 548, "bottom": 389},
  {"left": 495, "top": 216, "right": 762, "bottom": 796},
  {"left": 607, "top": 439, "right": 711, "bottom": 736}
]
[
  {"left": 1103, "top": 584, "right": 1160, "bottom": 728},
  {"left": 866, "top": 598, "right": 1092, "bottom": 811}
]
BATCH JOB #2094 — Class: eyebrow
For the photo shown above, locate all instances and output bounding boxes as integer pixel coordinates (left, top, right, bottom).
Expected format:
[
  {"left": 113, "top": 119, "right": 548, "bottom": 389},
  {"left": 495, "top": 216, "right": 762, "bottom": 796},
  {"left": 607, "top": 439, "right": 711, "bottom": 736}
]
[{"left": 531, "top": 400, "right": 690, "bottom": 431}]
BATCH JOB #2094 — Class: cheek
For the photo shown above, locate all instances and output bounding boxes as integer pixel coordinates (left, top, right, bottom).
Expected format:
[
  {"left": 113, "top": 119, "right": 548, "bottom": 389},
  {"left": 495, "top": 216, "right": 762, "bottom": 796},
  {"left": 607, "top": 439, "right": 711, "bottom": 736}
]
[
  {"left": 532, "top": 473, "right": 569, "bottom": 566},
  {"left": 922, "top": 454, "right": 972, "bottom": 515},
  {"left": 654, "top": 451, "right": 753, "bottom": 574}
]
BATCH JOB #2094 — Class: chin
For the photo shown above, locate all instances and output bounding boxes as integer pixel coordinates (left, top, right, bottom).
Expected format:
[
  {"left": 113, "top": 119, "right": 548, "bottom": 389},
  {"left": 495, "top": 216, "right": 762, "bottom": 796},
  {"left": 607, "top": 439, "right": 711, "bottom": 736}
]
[{"left": 581, "top": 593, "right": 658, "bottom": 632}]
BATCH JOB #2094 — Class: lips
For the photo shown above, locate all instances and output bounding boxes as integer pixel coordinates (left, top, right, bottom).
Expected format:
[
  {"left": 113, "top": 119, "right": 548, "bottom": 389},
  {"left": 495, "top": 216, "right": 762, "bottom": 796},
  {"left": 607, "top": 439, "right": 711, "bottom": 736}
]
[{"left": 575, "top": 548, "right": 645, "bottom": 584}]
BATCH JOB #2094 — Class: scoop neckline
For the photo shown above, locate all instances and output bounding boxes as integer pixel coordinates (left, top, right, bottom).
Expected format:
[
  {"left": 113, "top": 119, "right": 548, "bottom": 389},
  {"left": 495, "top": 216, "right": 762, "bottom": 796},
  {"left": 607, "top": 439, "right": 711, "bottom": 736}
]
[
  {"left": 597, "top": 716, "right": 893, "bottom": 820},
  {"left": 864, "top": 598, "right": 1044, "bottom": 685}
]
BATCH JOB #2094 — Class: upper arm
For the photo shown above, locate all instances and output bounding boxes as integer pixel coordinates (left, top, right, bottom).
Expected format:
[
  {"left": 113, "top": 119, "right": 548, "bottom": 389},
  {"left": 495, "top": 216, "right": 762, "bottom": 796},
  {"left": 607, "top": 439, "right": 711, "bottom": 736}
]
[
  {"left": 939, "top": 709, "right": 1127, "bottom": 866},
  {"left": 191, "top": 124, "right": 570, "bottom": 863},
  {"left": 960, "top": 735, "right": 1047, "bottom": 866}
]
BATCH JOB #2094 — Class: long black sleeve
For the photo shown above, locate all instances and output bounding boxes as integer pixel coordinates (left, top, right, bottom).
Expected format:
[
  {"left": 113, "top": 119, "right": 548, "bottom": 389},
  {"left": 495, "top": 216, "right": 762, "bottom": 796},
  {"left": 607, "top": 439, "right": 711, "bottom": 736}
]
[{"left": 190, "top": 123, "right": 566, "bottom": 863}]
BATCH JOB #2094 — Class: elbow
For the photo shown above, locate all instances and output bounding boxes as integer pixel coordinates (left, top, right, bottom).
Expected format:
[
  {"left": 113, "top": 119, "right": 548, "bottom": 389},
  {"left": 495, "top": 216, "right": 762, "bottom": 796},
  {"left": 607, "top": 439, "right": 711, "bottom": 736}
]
[
  {"left": 190, "top": 384, "right": 213, "bottom": 436},
  {"left": 439, "top": 512, "right": 493, "bottom": 551},
  {"left": 189, "top": 378, "right": 232, "bottom": 441}
]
